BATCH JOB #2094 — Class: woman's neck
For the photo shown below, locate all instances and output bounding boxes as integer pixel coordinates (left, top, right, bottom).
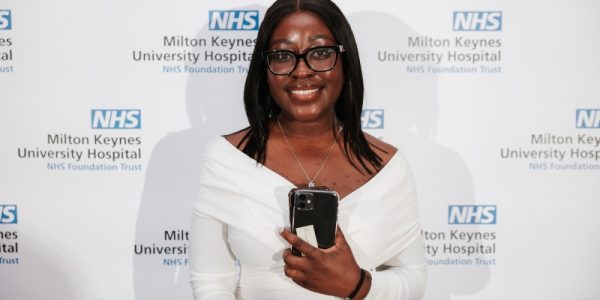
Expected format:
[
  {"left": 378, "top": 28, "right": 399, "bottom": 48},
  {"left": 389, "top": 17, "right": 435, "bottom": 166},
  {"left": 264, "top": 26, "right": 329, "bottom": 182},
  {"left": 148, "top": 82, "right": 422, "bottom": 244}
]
[
  {"left": 275, "top": 114, "right": 340, "bottom": 148},
  {"left": 278, "top": 114, "right": 337, "bottom": 135}
]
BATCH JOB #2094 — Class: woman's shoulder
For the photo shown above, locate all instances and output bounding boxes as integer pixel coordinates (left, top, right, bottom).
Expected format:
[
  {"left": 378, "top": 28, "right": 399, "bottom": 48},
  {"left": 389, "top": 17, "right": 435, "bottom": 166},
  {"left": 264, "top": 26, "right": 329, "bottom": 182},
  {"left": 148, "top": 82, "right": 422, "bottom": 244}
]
[
  {"left": 364, "top": 132, "right": 398, "bottom": 166},
  {"left": 223, "top": 127, "right": 251, "bottom": 149}
]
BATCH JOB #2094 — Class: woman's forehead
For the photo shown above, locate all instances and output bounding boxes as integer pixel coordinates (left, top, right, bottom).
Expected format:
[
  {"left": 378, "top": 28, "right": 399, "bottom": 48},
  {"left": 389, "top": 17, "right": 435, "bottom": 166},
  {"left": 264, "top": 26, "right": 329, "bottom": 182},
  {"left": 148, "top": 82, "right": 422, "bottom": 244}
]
[{"left": 269, "top": 12, "right": 336, "bottom": 46}]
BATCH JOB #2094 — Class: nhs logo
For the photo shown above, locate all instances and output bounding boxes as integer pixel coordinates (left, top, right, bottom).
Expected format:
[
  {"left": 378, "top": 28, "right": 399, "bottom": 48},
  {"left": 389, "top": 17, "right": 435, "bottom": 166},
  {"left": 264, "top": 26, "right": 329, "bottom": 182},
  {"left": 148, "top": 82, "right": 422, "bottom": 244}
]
[
  {"left": 209, "top": 10, "right": 259, "bottom": 31},
  {"left": 453, "top": 11, "right": 502, "bottom": 31},
  {"left": 91, "top": 109, "right": 141, "bottom": 129},
  {"left": 448, "top": 205, "right": 496, "bottom": 224},
  {"left": 0, "top": 10, "right": 11, "bottom": 30},
  {"left": 576, "top": 109, "right": 600, "bottom": 129},
  {"left": 361, "top": 109, "right": 384, "bottom": 129},
  {"left": 0, "top": 205, "right": 17, "bottom": 224}
]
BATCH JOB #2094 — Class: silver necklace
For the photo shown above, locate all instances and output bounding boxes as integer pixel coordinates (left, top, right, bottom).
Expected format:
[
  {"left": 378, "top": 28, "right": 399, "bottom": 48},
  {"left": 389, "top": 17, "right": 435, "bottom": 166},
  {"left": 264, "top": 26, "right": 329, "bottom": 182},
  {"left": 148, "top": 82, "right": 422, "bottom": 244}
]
[{"left": 277, "top": 116, "right": 341, "bottom": 188}]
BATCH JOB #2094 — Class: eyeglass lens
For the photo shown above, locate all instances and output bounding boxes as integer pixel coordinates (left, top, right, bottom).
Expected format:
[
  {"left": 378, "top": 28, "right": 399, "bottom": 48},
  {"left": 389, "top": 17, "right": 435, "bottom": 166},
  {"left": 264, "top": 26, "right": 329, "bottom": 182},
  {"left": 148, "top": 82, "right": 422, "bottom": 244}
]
[{"left": 267, "top": 47, "right": 338, "bottom": 75}]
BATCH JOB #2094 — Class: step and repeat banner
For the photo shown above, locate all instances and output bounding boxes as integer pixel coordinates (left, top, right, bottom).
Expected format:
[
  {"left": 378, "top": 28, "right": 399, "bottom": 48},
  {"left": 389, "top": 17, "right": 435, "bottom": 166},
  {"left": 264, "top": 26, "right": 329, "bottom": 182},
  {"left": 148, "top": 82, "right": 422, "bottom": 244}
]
[{"left": 2, "top": 1, "right": 599, "bottom": 299}]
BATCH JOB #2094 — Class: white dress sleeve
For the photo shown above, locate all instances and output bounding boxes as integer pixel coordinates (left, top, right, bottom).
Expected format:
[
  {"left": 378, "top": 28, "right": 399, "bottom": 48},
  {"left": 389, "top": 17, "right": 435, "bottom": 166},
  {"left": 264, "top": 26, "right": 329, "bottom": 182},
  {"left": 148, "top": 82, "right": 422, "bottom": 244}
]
[
  {"left": 365, "top": 234, "right": 427, "bottom": 300},
  {"left": 349, "top": 151, "right": 427, "bottom": 300},
  {"left": 189, "top": 209, "right": 238, "bottom": 300}
]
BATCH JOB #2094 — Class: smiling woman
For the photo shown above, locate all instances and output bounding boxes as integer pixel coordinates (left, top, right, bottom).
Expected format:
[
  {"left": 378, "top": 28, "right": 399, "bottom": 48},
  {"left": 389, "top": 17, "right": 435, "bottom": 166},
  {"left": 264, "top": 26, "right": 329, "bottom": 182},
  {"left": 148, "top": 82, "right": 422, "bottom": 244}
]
[{"left": 189, "top": 1, "right": 427, "bottom": 299}]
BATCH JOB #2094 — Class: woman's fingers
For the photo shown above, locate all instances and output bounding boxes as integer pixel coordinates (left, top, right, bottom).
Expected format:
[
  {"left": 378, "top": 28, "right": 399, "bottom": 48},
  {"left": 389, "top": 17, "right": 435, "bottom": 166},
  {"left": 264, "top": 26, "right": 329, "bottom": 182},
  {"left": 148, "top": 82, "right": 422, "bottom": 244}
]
[{"left": 280, "top": 228, "right": 320, "bottom": 258}]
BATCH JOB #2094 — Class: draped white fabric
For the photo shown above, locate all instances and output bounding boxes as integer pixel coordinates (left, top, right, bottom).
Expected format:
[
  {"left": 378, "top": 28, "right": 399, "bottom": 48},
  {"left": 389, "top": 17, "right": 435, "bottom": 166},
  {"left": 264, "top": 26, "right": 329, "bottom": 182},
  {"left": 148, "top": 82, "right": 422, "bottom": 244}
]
[{"left": 190, "top": 137, "right": 426, "bottom": 300}]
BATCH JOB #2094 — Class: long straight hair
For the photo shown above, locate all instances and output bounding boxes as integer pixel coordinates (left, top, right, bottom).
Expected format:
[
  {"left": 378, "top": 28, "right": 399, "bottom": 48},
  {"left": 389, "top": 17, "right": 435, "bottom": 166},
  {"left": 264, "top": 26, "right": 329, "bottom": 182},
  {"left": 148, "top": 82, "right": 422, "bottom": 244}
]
[{"left": 241, "top": 0, "right": 382, "bottom": 173}]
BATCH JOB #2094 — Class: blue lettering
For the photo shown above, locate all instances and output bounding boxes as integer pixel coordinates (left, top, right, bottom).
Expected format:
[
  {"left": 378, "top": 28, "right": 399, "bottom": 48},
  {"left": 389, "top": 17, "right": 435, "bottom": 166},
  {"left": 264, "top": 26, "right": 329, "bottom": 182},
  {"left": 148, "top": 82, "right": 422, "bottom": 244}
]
[
  {"left": 448, "top": 205, "right": 496, "bottom": 224},
  {"left": 91, "top": 109, "right": 141, "bottom": 129},
  {"left": 453, "top": 11, "right": 502, "bottom": 31},
  {"left": 361, "top": 109, "right": 384, "bottom": 129},
  {"left": 576, "top": 109, "right": 600, "bottom": 129},
  {"left": 209, "top": 10, "right": 259, "bottom": 30},
  {"left": 0, "top": 205, "right": 17, "bottom": 224},
  {"left": 0, "top": 10, "right": 11, "bottom": 30}
]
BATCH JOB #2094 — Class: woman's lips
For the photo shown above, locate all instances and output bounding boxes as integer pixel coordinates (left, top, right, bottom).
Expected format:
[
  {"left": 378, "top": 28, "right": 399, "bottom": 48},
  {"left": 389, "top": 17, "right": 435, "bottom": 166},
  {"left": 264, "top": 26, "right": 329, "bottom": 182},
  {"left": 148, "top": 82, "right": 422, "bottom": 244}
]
[
  {"left": 288, "top": 87, "right": 322, "bottom": 101},
  {"left": 290, "top": 88, "right": 319, "bottom": 95}
]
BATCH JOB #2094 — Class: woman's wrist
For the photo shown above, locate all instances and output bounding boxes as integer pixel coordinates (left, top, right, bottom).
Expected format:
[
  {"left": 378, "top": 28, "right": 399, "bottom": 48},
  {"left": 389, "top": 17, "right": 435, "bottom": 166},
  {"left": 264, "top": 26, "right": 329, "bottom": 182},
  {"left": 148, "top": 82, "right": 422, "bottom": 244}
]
[{"left": 344, "top": 269, "right": 372, "bottom": 300}]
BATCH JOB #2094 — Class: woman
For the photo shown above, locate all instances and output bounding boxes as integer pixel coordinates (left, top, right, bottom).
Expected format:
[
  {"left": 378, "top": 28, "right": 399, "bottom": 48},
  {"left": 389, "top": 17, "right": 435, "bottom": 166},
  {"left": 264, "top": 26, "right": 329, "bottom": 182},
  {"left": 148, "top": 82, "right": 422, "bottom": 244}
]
[{"left": 189, "top": 0, "right": 426, "bottom": 299}]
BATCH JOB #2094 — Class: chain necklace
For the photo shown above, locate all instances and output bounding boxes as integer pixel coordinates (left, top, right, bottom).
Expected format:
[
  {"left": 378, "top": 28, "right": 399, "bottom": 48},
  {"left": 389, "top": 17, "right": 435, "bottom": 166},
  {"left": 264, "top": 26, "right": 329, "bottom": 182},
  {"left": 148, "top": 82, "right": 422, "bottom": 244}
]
[{"left": 277, "top": 116, "right": 342, "bottom": 188}]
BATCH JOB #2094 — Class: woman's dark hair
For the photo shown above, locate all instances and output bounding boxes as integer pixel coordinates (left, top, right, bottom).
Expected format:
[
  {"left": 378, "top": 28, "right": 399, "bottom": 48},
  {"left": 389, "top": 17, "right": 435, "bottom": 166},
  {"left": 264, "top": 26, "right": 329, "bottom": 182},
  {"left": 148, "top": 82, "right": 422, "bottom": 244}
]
[{"left": 240, "top": 0, "right": 382, "bottom": 173}]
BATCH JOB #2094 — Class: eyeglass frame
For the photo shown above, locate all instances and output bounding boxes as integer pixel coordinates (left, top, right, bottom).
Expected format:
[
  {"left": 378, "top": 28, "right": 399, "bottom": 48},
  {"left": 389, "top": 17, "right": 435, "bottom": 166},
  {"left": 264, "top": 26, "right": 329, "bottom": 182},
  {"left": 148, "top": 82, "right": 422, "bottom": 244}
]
[{"left": 261, "top": 45, "right": 345, "bottom": 76}]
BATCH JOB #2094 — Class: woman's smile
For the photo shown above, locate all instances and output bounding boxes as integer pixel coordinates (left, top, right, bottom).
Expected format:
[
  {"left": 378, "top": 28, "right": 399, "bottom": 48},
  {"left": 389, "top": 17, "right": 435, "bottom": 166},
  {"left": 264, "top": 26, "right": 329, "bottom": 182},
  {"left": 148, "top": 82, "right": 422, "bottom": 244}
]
[{"left": 288, "top": 85, "right": 323, "bottom": 101}]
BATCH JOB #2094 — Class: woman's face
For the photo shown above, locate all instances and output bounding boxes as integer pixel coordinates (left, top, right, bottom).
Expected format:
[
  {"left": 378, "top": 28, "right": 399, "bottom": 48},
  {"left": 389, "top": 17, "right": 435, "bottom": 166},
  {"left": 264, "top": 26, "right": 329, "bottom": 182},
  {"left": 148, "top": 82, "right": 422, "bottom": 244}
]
[{"left": 267, "top": 11, "right": 344, "bottom": 123}]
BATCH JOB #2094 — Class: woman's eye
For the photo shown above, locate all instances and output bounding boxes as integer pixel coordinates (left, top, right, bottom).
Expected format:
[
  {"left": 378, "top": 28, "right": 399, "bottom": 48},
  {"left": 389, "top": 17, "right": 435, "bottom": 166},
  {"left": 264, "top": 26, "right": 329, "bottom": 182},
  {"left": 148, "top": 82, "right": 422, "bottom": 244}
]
[
  {"left": 272, "top": 52, "right": 292, "bottom": 62},
  {"left": 310, "top": 49, "right": 333, "bottom": 60}
]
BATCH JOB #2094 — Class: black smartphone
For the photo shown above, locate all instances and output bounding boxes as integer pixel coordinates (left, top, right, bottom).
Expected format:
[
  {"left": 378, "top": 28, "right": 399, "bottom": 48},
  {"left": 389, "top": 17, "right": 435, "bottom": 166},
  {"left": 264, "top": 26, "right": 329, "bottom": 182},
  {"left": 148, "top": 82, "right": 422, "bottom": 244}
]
[{"left": 288, "top": 187, "right": 339, "bottom": 256}]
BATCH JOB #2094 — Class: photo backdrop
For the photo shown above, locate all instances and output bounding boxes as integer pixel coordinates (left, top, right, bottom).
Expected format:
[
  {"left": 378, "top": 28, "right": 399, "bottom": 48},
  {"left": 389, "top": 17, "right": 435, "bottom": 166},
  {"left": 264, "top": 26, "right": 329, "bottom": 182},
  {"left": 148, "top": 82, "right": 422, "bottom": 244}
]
[{"left": 1, "top": 1, "right": 599, "bottom": 299}]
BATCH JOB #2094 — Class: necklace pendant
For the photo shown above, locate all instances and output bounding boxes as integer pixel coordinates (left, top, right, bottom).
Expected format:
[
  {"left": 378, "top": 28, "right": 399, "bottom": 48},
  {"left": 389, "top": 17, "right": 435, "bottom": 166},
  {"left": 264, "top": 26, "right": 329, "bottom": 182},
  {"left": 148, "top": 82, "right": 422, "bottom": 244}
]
[{"left": 308, "top": 182, "right": 315, "bottom": 188}]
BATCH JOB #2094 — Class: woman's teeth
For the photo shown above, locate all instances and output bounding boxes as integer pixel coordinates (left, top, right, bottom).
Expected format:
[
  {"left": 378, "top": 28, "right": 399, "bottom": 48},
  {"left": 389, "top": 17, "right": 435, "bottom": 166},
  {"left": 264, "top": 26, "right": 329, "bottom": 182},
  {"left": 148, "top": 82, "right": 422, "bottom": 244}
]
[{"left": 290, "top": 88, "right": 319, "bottom": 95}]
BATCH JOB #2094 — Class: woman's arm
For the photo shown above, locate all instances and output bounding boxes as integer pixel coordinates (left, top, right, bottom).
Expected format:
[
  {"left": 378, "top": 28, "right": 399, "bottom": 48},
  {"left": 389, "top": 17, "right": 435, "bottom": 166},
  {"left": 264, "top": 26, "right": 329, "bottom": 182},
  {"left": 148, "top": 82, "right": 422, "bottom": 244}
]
[
  {"left": 189, "top": 210, "right": 238, "bottom": 300},
  {"left": 365, "top": 235, "right": 427, "bottom": 300}
]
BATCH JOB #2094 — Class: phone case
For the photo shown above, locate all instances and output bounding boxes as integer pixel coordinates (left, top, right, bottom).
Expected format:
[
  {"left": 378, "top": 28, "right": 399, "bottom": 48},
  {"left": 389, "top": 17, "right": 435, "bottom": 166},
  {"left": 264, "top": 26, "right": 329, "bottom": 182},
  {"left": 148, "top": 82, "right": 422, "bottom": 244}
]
[{"left": 288, "top": 187, "right": 339, "bottom": 256}]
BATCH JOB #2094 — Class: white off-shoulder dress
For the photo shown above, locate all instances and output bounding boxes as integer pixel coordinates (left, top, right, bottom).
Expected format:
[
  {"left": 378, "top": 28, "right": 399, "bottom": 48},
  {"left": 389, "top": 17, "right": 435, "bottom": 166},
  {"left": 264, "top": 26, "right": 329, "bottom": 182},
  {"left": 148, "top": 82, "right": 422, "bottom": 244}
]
[{"left": 189, "top": 136, "right": 426, "bottom": 300}]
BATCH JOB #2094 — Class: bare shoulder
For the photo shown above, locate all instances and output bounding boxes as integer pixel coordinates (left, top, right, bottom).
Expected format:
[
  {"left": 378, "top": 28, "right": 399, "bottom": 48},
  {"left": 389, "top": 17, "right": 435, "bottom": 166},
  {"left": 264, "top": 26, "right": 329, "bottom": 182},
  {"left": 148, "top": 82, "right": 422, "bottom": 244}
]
[
  {"left": 364, "top": 132, "right": 398, "bottom": 165},
  {"left": 224, "top": 127, "right": 250, "bottom": 149}
]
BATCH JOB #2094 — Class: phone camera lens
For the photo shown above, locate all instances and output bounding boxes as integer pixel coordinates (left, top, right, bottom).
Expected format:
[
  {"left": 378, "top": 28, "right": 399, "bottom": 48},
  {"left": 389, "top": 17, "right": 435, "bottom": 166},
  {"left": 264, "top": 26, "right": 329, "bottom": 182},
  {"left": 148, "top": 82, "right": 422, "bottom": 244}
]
[
  {"left": 299, "top": 194, "right": 306, "bottom": 201},
  {"left": 299, "top": 202, "right": 306, "bottom": 209}
]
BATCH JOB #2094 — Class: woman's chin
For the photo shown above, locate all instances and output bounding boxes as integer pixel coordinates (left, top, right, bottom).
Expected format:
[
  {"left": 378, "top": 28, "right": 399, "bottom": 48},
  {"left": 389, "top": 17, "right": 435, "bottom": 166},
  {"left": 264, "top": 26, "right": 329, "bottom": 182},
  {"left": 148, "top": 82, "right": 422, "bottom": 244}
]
[{"left": 287, "top": 113, "right": 336, "bottom": 125}]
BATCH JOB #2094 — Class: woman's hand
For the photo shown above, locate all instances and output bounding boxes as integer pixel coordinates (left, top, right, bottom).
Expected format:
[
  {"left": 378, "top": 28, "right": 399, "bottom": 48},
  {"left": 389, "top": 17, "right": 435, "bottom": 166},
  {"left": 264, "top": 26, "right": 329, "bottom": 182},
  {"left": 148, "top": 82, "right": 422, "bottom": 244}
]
[{"left": 280, "top": 228, "right": 370, "bottom": 298}]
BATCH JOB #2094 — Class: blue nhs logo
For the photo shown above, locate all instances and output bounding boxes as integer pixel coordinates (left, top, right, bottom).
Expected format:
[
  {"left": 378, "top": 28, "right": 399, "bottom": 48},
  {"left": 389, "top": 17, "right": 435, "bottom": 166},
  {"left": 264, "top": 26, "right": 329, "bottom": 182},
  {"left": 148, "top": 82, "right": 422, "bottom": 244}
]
[
  {"left": 361, "top": 109, "right": 384, "bottom": 129},
  {"left": 576, "top": 109, "right": 600, "bottom": 129},
  {"left": 453, "top": 11, "right": 502, "bottom": 31},
  {"left": 0, "top": 205, "right": 17, "bottom": 224},
  {"left": 209, "top": 10, "right": 259, "bottom": 30},
  {"left": 91, "top": 109, "right": 141, "bottom": 129},
  {"left": 448, "top": 205, "right": 496, "bottom": 224},
  {"left": 0, "top": 10, "right": 11, "bottom": 30}
]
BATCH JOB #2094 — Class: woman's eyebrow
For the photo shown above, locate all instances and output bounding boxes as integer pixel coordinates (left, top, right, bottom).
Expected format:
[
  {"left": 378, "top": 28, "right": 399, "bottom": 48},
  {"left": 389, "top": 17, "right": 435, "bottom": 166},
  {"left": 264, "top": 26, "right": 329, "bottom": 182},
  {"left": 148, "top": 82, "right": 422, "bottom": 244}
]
[
  {"left": 270, "top": 38, "right": 292, "bottom": 45},
  {"left": 269, "top": 34, "right": 334, "bottom": 48},
  {"left": 309, "top": 34, "right": 334, "bottom": 42}
]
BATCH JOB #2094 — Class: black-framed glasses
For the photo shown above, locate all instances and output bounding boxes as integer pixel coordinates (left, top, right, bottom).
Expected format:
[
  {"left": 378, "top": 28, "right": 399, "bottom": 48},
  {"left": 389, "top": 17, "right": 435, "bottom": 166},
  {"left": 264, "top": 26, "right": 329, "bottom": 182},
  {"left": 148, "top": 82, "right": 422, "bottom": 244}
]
[{"left": 262, "top": 45, "right": 345, "bottom": 75}]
